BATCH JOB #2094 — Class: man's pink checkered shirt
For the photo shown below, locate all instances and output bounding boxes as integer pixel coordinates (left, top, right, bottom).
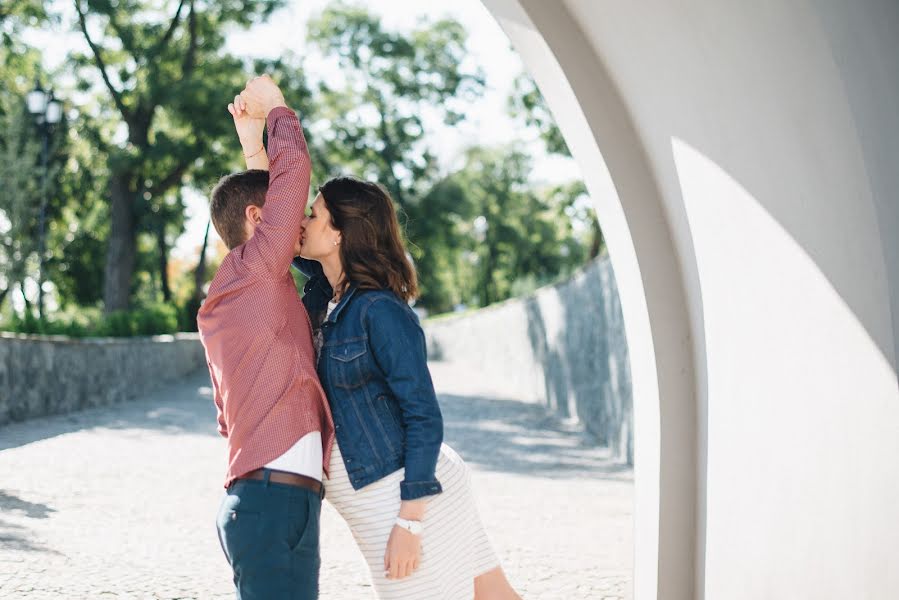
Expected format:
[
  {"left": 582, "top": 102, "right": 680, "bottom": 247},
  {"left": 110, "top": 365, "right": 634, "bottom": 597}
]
[{"left": 197, "top": 107, "right": 334, "bottom": 488}]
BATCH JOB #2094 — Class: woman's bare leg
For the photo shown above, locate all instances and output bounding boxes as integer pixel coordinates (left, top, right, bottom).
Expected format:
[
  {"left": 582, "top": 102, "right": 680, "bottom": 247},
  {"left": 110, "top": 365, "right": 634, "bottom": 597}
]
[{"left": 474, "top": 566, "right": 522, "bottom": 600}]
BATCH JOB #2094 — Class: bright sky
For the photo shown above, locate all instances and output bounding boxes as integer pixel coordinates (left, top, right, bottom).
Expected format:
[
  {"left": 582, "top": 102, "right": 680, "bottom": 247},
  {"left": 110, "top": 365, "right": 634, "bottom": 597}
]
[{"left": 27, "top": 0, "right": 581, "bottom": 260}]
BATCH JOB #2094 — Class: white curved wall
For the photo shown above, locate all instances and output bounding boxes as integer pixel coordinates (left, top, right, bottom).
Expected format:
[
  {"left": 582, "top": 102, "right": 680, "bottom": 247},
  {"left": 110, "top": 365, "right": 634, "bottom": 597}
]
[{"left": 483, "top": 1, "right": 899, "bottom": 598}]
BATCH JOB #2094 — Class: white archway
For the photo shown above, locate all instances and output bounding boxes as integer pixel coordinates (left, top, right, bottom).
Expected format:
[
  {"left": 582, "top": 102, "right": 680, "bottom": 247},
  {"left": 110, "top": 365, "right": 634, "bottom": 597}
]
[
  {"left": 483, "top": 2, "right": 899, "bottom": 600},
  {"left": 481, "top": 2, "right": 701, "bottom": 599}
]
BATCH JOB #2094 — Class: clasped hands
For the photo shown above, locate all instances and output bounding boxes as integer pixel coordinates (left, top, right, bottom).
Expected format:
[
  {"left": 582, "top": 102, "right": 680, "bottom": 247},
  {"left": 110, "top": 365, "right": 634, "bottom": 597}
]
[{"left": 227, "top": 75, "right": 287, "bottom": 157}]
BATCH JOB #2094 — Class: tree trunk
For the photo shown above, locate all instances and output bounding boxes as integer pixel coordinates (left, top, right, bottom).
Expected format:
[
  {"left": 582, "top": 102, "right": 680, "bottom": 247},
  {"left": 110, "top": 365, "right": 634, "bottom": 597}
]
[
  {"left": 103, "top": 172, "right": 137, "bottom": 313},
  {"left": 181, "top": 219, "right": 211, "bottom": 332},
  {"left": 157, "top": 222, "right": 171, "bottom": 303},
  {"left": 19, "top": 280, "right": 32, "bottom": 317},
  {"left": 588, "top": 216, "right": 604, "bottom": 259},
  {"left": 480, "top": 243, "right": 497, "bottom": 307},
  {"left": 193, "top": 219, "right": 210, "bottom": 304}
]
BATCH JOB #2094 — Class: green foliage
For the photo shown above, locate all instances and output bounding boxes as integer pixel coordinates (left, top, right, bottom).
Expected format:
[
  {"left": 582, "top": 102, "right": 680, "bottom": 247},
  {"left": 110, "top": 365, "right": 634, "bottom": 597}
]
[
  {"left": 1, "top": 1, "right": 598, "bottom": 331},
  {"left": 307, "top": 2, "right": 485, "bottom": 208},
  {"left": 7, "top": 302, "right": 179, "bottom": 337},
  {"left": 508, "top": 73, "right": 605, "bottom": 260},
  {"left": 0, "top": 1, "right": 50, "bottom": 53},
  {"left": 453, "top": 147, "right": 586, "bottom": 307},
  {"left": 410, "top": 177, "right": 476, "bottom": 311},
  {"left": 509, "top": 73, "right": 571, "bottom": 156},
  {"left": 411, "top": 147, "right": 593, "bottom": 313},
  {"left": 69, "top": 0, "right": 286, "bottom": 311},
  {"left": 101, "top": 303, "right": 179, "bottom": 337},
  {"left": 7, "top": 307, "right": 95, "bottom": 337},
  {"left": 0, "top": 54, "right": 71, "bottom": 318},
  {"left": 0, "top": 100, "right": 44, "bottom": 299}
]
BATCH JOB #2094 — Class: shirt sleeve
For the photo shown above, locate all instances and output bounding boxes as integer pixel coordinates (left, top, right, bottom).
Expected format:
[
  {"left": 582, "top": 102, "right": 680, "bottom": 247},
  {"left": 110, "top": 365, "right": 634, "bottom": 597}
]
[
  {"left": 207, "top": 359, "right": 227, "bottom": 438},
  {"left": 239, "top": 107, "right": 311, "bottom": 278},
  {"left": 366, "top": 297, "right": 444, "bottom": 501}
]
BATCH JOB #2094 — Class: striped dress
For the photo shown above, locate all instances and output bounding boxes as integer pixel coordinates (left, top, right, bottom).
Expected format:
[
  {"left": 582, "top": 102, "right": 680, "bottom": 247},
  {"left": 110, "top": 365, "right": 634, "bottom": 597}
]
[{"left": 325, "top": 441, "right": 499, "bottom": 599}]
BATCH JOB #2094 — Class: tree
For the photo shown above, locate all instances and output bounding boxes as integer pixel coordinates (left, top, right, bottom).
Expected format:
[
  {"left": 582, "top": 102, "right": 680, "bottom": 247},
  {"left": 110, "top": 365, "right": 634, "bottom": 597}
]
[
  {"left": 0, "top": 1, "right": 48, "bottom": 50},
  {"left": 419, "top": 146, "right": 589, "bottom": 311},
  {"left": 70, "top": 0, "right": 284, "bottom": 312},
  {"left": 410, "top": 176, "right": 478, "bottom": 311},
  {"left": 509, "top": 73, "right": 604, "bottom": 258},
  {"left": 306, "top": 2, "right": 485, "bottom": 209},
  {"left": 0, "top": 42, "right": 70, "bottom": 317},
  {"left": 0, "top": 101, "right": 45, "bottom": 313},
  {"left": 43, "top": 105, "right": 111, "bottom": 309},
  {"left": 304, "top": 3, "right": 485, "bottom": 310},
  {"left": 508, "top": 73, "right": 571, "bottom": 156}
]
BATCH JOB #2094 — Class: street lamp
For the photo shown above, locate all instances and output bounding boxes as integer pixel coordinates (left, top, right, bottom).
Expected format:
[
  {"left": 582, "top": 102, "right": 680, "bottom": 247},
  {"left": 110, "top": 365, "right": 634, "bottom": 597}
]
[{"left": 26, "top": 81, "right": 63, "bottom": 321}]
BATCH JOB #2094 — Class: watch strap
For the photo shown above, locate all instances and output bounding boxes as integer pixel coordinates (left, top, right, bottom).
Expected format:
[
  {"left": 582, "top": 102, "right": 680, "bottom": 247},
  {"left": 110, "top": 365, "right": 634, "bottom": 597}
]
[{"left": 395, "top": 516, "right": 423, "bottom": 535}]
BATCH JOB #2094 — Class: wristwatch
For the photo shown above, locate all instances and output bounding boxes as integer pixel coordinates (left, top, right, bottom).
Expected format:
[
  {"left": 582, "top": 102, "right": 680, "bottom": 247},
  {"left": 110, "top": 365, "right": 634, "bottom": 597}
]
[{"left": 395, "top": 517, "right": 423, "bottom": 535}]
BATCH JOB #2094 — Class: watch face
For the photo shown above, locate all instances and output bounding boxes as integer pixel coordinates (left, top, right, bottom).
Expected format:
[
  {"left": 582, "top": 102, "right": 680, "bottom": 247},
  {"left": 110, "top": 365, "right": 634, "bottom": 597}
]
[{"left": 397, "top": 518, "right": 422, "bottom": 534}]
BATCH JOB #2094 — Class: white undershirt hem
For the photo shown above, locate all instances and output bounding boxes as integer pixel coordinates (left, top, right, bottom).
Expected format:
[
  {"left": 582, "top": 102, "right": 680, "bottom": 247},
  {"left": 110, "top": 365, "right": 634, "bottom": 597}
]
[{"left": 265, "top": 431, "right": 323, "bottom": 482}]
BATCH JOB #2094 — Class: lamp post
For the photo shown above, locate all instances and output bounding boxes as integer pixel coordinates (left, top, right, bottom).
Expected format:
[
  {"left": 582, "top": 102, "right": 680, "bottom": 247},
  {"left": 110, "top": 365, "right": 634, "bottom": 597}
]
[{"left": 26, "top": 81, "right": 63, "bottom": 321}]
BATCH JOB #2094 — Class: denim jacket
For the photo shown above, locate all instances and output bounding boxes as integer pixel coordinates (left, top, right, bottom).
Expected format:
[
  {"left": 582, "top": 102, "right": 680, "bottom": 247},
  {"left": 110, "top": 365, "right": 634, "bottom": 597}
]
[{"left": 293, "top": 258, "right": 444, "bottom": 501}]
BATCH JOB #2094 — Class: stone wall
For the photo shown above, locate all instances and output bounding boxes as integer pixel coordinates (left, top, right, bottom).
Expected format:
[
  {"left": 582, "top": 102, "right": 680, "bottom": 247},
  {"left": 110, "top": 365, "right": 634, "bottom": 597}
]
[
  {"left": 0, "top": 332, "right": 205, "bottom": 426},
  {"left": 423, "top": 256, "right": 633, "bottom": 464}
]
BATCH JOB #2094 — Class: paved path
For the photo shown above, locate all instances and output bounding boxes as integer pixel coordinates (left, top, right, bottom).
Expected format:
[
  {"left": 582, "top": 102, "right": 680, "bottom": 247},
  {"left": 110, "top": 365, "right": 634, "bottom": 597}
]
[{"left": 0, "top": 362, "right": 632, "bottom": 599}]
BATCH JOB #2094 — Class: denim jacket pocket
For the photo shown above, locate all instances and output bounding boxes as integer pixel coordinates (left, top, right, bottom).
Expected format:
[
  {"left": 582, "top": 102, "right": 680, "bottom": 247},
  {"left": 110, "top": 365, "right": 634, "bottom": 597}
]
[
  {"left": 329, "top": 341, "right": 369, "bottom": 389},
  {"left": 376, "top": 393, "right": 403, "bottom": 431},
  {"left": 365, "top": 392, "right": 398, "bottom": 456}
]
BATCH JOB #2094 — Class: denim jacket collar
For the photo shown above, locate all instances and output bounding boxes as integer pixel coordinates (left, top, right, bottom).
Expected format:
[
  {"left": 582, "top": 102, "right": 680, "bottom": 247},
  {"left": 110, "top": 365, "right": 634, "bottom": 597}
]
[{"left": 327, "top": 283, "right": 358, "bottom": 324}]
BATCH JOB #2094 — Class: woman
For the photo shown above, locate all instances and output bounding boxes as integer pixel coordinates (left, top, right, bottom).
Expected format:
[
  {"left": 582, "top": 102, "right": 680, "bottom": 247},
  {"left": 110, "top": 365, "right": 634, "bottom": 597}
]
[{"left": 294, "top": 177, "right": 522, "bottom": 600}]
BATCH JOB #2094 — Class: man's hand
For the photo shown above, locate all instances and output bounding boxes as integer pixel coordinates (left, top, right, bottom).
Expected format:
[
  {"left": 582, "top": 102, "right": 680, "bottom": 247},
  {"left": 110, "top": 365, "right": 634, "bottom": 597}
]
[{"left": 239, "top": 75, "right": 287, "bottom": 119}]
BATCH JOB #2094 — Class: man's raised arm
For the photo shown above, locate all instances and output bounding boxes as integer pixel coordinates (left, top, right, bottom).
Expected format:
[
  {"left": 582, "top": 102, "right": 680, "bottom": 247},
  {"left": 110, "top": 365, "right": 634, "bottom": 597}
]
[{"left": 235, "top": 75, "right": 311, "bottom": 277}]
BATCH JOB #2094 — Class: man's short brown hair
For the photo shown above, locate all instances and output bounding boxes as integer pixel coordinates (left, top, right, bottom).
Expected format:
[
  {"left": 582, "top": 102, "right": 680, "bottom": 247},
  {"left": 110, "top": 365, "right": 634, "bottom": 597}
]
[{"left": 209, "top": 169, "right": 270, "bottom": 249}]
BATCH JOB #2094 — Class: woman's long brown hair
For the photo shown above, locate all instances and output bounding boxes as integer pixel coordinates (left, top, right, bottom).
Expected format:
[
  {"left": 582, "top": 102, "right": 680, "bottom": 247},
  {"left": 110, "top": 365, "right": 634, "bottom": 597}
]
[{"left": 319, "top": 176, "right": 418, "bottom": 302}]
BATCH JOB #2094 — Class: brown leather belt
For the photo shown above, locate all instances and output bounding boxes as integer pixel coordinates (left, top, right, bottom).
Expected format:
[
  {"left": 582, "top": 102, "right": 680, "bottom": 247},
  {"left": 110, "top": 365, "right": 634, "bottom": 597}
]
[{"left": 236, "top": 469, "right": 324, "bottom": 498}]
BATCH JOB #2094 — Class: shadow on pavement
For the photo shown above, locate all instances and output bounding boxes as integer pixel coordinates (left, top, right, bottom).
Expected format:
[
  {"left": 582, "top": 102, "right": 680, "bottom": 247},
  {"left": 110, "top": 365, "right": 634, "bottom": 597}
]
[
  {"left": 0, "top": 492, "right": 63, "bottom": 555},
  {"left": 0, "top": 371, "right": 218, "bottom": 452},
  {"left": 0, "top": 372, "right": 633, "bottom": 483},
  {"left": 439, "top": 393, "right": 632, "bottom": 481},
  {"left": 0, "top": 518, "right": 55, "bottom": 554},
  {"left": 0, "top": 491, "right": 56, "bottom": 519}
]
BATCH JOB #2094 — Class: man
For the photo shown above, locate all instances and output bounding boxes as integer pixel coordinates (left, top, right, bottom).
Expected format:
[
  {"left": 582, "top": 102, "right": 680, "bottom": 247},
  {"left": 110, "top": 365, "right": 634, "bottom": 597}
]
[{"left": 197, "top": 75, "right": 334, "bottom": 599}]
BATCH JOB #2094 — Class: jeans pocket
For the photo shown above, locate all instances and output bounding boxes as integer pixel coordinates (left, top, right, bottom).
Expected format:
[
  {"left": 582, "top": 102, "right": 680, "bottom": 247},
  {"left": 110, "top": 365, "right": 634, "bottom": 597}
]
[
  {"left": 218, "top": 510, "right": 263, "bottom": 567},
  {"left": 289, "top": 494, "right": 321, "bottom": 556},
  {"left": 217, "top": 493, "right": 264, "bottom": 566}
]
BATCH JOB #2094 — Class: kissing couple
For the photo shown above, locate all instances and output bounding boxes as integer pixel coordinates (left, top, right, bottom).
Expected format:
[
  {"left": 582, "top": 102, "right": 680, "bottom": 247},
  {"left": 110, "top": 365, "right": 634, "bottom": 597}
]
[{"left": 198, "top": 75, "right": 522, "bottom": 600}]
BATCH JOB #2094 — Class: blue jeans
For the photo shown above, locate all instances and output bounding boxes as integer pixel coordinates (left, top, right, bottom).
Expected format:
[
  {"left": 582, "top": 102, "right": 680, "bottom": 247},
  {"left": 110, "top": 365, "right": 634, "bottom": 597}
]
[{"left": 216, "top": 472, "right": 322, "bottom": 599}]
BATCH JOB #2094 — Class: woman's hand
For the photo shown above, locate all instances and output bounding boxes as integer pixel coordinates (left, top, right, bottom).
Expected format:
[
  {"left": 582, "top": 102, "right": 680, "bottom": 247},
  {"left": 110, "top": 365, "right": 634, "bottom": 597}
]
[
  {"left": 228, "top": 95, "right": 265, "bottom": 150},
  {"left": 384, "top": 524, "right": 421, "bottom": 580},
  {"left": 384, "top": 499, "right": 427, "bottom": 580},
  {"left": 228, "top": 94, "right": 268, "bottom": 170}
]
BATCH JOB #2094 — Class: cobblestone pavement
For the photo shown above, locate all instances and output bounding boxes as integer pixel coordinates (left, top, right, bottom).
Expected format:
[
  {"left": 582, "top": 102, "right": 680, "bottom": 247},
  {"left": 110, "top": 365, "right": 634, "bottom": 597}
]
[{"left": 0, "top": 361, "right": 633, "bottom": 599}]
